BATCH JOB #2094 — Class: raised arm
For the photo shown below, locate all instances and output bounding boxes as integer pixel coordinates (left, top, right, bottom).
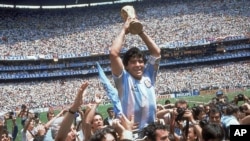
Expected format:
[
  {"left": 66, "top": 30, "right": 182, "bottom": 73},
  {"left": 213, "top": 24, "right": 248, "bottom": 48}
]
[
  {"left": 138, "top": 31, "right": 161, "bottom": 58},
  {"left": 44, "top": 108, "right": 67, "bottom": 130},
  {"left": 55, "top": 81, "right": 89, "bottom": 141},
  {"left": 109, "top": 18, "right": 130, "bottom": 76},
  {"left": 82, "top": 94, "right": 103, "bottom": 141}
]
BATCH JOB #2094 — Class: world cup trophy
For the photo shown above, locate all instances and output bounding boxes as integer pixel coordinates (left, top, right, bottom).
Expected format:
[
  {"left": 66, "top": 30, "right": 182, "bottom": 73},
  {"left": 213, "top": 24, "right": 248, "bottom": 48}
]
[{"left": 121, "top": 5, "right": 143, "bottom": 35}]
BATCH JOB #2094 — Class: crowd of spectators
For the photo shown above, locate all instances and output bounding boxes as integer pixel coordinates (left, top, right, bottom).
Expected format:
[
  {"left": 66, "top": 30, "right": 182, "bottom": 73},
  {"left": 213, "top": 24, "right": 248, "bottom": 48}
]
[
  {"left": 0, "top": 0, "right": 249, "bottom": 57},
  {"left": 0, "top": 60, "right": 249, "bottom": 113},
  {"left": 0, "top": 0, "right": 250, "bottom": 140},
  {"left": 0, "top": 0, "right": 249, "bottom": 115}
]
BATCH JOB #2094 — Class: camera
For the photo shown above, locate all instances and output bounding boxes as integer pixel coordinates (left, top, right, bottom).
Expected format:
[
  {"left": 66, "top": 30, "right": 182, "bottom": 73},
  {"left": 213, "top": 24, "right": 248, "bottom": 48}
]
[
  {"left": 175, "top": 107, "right": 186, "bottom": 122},
  {"left": 237, "top": 94, "right": 244, "bottom": 101}
]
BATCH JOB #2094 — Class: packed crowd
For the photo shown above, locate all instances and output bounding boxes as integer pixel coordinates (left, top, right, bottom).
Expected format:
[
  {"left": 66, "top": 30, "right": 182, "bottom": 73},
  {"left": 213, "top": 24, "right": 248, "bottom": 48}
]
[
  {"left": 1, "top": 0, "right": 250, "bottom": 140},
  {"left": 1, "top": 60, "right": 249, "bottom": 112},
  {"left": 1, "top": 82, "right": 250, "bottom": 141},
  {"left": 0, "top": 0, "right": 249, "bottom": 56}
]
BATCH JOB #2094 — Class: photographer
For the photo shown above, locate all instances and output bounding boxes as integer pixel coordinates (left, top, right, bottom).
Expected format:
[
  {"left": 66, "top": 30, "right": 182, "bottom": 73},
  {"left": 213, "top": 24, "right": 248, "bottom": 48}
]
[
  {"left": 157, "top": 99, "right": 189, "bottom": 136},
  {"left": 17, "top": 104, "right": 30, "bottom": 127},
  {"left": 233, "top": 93, "right": 249, "bottom": 105},
  {"left": 214, "top": 90, "right": 229, "bottom": 104},
  {"left": 0, "top": 111, "right": 18, "bottom": 141},
  {"left": 174, "top": 109, "right": 202, "bottom": 141}
]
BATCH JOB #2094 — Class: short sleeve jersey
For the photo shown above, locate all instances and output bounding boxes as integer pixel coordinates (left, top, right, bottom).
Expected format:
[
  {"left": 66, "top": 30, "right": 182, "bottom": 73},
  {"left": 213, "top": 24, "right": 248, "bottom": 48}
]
[{"left": 113, "top": 55, "right": 160, "bottom": 129}]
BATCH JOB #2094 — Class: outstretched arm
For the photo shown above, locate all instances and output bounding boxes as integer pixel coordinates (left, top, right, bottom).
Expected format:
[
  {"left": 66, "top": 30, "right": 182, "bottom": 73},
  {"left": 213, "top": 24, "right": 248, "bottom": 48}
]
[{"left": 55, "top": 81, "right": 89, "bottom": 141}]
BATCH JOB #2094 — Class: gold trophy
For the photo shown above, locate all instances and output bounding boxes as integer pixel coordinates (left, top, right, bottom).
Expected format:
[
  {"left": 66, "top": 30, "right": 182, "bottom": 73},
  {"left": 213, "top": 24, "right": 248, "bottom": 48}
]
[{"left": 121, "top": 5, "right": 143, "bottom": 35}]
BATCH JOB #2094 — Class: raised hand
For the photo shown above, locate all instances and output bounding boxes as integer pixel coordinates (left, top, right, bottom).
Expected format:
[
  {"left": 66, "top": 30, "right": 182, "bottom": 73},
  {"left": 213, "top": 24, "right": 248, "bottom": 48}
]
[{"left": 71, "top": 81, "right": 89, "bottom": 111}]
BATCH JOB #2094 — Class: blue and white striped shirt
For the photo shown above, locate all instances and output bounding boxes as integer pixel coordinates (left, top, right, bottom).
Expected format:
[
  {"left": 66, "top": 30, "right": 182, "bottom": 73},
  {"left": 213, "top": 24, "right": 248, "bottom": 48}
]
[{"left": 113, "top": 55, "right": 160, "bottom": 129}]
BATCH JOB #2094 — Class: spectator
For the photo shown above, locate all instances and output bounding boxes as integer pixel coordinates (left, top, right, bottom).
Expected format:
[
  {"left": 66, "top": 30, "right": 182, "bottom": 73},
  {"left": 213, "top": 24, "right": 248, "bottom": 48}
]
[
  {"left": 46, "top": 107, "right": 55, "bottom": 121},
  {"left": 55, "top": 81, "right": 89, "bottom": 141},
  {"left": 221, "top": 103, "right": 240, "bottom": 140},
  {"left": 17, "top": 104, "right": 29, "bottom": 127},
  {"left": 103, "top": 107, "right": 115, "bottom": 126},
  {"left": 201, "top": 123, "right": 225, "bottom": 141},
  {"left": 141, "top": 122, "right": 171, "bottom": 141},
  {"left": 207, "top": 107, "right": 222, "bottom": 125},
  {"left": 157, "top": 99, "right": 189, "bottom": 136},
  {"left": 215, "top": 90, "right": 229, "bottom": 104}
]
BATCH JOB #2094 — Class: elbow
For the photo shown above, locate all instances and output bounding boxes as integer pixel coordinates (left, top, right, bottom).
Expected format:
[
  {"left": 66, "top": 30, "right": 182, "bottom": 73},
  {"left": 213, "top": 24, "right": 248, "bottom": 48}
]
[{"left": 109, "top": 47, "right": 119, "bottom": 59}]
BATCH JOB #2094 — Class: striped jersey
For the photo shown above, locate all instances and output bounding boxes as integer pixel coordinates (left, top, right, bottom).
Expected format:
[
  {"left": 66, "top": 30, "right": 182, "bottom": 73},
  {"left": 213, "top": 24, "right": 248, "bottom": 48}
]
[{"left": 113, "top": 55, "right": 160, "bottom": 129}]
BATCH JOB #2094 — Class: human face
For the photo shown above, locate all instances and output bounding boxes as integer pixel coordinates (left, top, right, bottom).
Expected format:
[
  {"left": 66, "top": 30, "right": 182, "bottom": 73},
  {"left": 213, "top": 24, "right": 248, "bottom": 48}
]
[
  {"left": 28, "top": 120, "right": 35, "bottom": 130},
  {"left": 209, "top": 113, "right": 221, "bottom": 124},
  {"left": 205, "top": 106, "right": 210, "bottom": 114},
  {"left": 155, "top": 129, "right": 170, "bottom": 141},
  {"left": 48, "top": 113, "right": 55, "bottom": 121},
  {"left": 1, "top": 133, "right": 11, "bottom": 141},
  {"left": 65, "top": 127, "right": 78, "bottom": 141},
  {"left": 92, "top": 115, "right": 104, "bottom": 131},
  {"left": 108, "top": 110, "right": 114, "bottom": 118},
  {"left": 198, "top": 111, "right": 206, "bottom": 120},
  {"left": 101, "top": 133, "right": 116, "bottom": 141},
  {"left": 125, "top": 57, "right": 144, "bottom": 80},
  {"left": 185, "top": 127, "right": 198, "bottom": 141}
]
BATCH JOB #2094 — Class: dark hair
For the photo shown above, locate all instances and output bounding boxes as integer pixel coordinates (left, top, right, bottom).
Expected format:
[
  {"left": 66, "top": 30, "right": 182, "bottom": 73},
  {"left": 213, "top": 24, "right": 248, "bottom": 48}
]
[
  {"left": 165, "top": 99, "right": 171, "bottom": 104},
  {"left": 192, "top": 106, "right": 204, "bottom": 120},
  {"left": 21, "top": 104, "right": 27, "bottom": 109},
  {"left": 91, "top": 112, "right": 104, "bottom": 123},
  {"left": 33, "top": 135, "right": 45, "bottom": 141},
  {"left": 122, "top": 47, "right": 146, "bottom": 67},
  {"left": 175, "top": 99, "right": 188, "bottom": 108},
  {"left": 202, "top": 123, "right": 224, "bottom": 141},
  {"left": 107, "top": 107, "right": 114, "bottom": 112},
  {"left": 225, "top": 104, "right": 239, "bottom": 115},
  {"left": 208, "top": 107, "right": 222, "bottom": 118},
  {"left": 90, "top": 126, "right": 118, "bottom": 141},
  {"left": 182, "top": 124, "right": 199, "bottom": 141},
  {"left": 142, "top": 122, "right": 169, "bottom": 141}
]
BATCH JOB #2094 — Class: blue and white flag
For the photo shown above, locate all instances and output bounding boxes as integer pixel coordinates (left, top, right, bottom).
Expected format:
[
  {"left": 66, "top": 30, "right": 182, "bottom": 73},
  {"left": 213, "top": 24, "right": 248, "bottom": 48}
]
[{"left": 96, "top": 62, "right": 123, "bottom": 116}]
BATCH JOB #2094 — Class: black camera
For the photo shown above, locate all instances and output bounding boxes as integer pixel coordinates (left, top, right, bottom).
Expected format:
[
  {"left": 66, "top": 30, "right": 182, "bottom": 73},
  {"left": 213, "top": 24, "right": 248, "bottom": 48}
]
[
  {"left": 175, "top": 107, "right": 186, "bottom": 122},
  {"left": 237, "top": 94, "right": 244, "bottom": 101}
]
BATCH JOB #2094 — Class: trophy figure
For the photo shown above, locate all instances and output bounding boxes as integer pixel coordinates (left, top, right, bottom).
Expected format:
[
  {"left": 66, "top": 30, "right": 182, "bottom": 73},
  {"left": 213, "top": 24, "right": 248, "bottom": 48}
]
[{"left": 121, "top": 5, "right": 143, "bottom": 35}]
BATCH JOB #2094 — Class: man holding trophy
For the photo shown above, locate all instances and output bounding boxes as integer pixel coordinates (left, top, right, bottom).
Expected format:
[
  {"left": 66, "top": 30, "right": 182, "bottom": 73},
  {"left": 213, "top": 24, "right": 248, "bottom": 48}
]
[{"left": 109, "top": 5, "right": 161, "bottom": 130}]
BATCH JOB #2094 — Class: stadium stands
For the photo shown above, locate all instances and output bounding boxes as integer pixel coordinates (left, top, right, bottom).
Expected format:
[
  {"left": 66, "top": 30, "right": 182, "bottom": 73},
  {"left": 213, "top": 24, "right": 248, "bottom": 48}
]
[{"left": 0, "top": 0, "right": 249, "bottom": 111}]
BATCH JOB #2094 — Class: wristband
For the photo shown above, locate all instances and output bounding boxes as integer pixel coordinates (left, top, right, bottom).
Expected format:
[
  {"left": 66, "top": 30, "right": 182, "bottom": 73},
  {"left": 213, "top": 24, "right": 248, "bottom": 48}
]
[{"left": 68, "top": 109, "right": 76, "bottom": 115}]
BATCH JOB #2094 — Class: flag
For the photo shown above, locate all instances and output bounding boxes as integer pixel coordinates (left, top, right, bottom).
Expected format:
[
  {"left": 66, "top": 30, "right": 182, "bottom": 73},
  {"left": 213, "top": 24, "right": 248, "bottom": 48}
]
[{"left": 96, "top": 62, "right": 122, "bottom": 116}]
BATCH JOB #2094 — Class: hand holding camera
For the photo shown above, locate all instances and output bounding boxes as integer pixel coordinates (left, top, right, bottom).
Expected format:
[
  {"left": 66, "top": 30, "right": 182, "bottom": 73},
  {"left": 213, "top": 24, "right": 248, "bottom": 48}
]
[{"left": 234, "top": 94, "right": 249, "bottom": 105}]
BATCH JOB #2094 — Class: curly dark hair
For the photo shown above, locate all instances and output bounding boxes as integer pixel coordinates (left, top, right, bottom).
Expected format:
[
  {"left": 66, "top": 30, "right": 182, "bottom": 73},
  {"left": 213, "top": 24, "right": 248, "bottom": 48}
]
[
  {"left": 122, "top": 47, "right": 146, "bottom": 67},
  {"left": 90, "top": 126, "right": 118, "bottom": 141},
  {"left": 142, "top": 122, "right": 169, "bottom": 141}
]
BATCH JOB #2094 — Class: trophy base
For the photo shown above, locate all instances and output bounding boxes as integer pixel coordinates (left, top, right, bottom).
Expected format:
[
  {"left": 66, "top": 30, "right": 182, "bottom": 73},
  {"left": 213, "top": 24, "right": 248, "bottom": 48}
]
[{"left": 129, "top": 21, "right": 143, "bottom": 35}]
